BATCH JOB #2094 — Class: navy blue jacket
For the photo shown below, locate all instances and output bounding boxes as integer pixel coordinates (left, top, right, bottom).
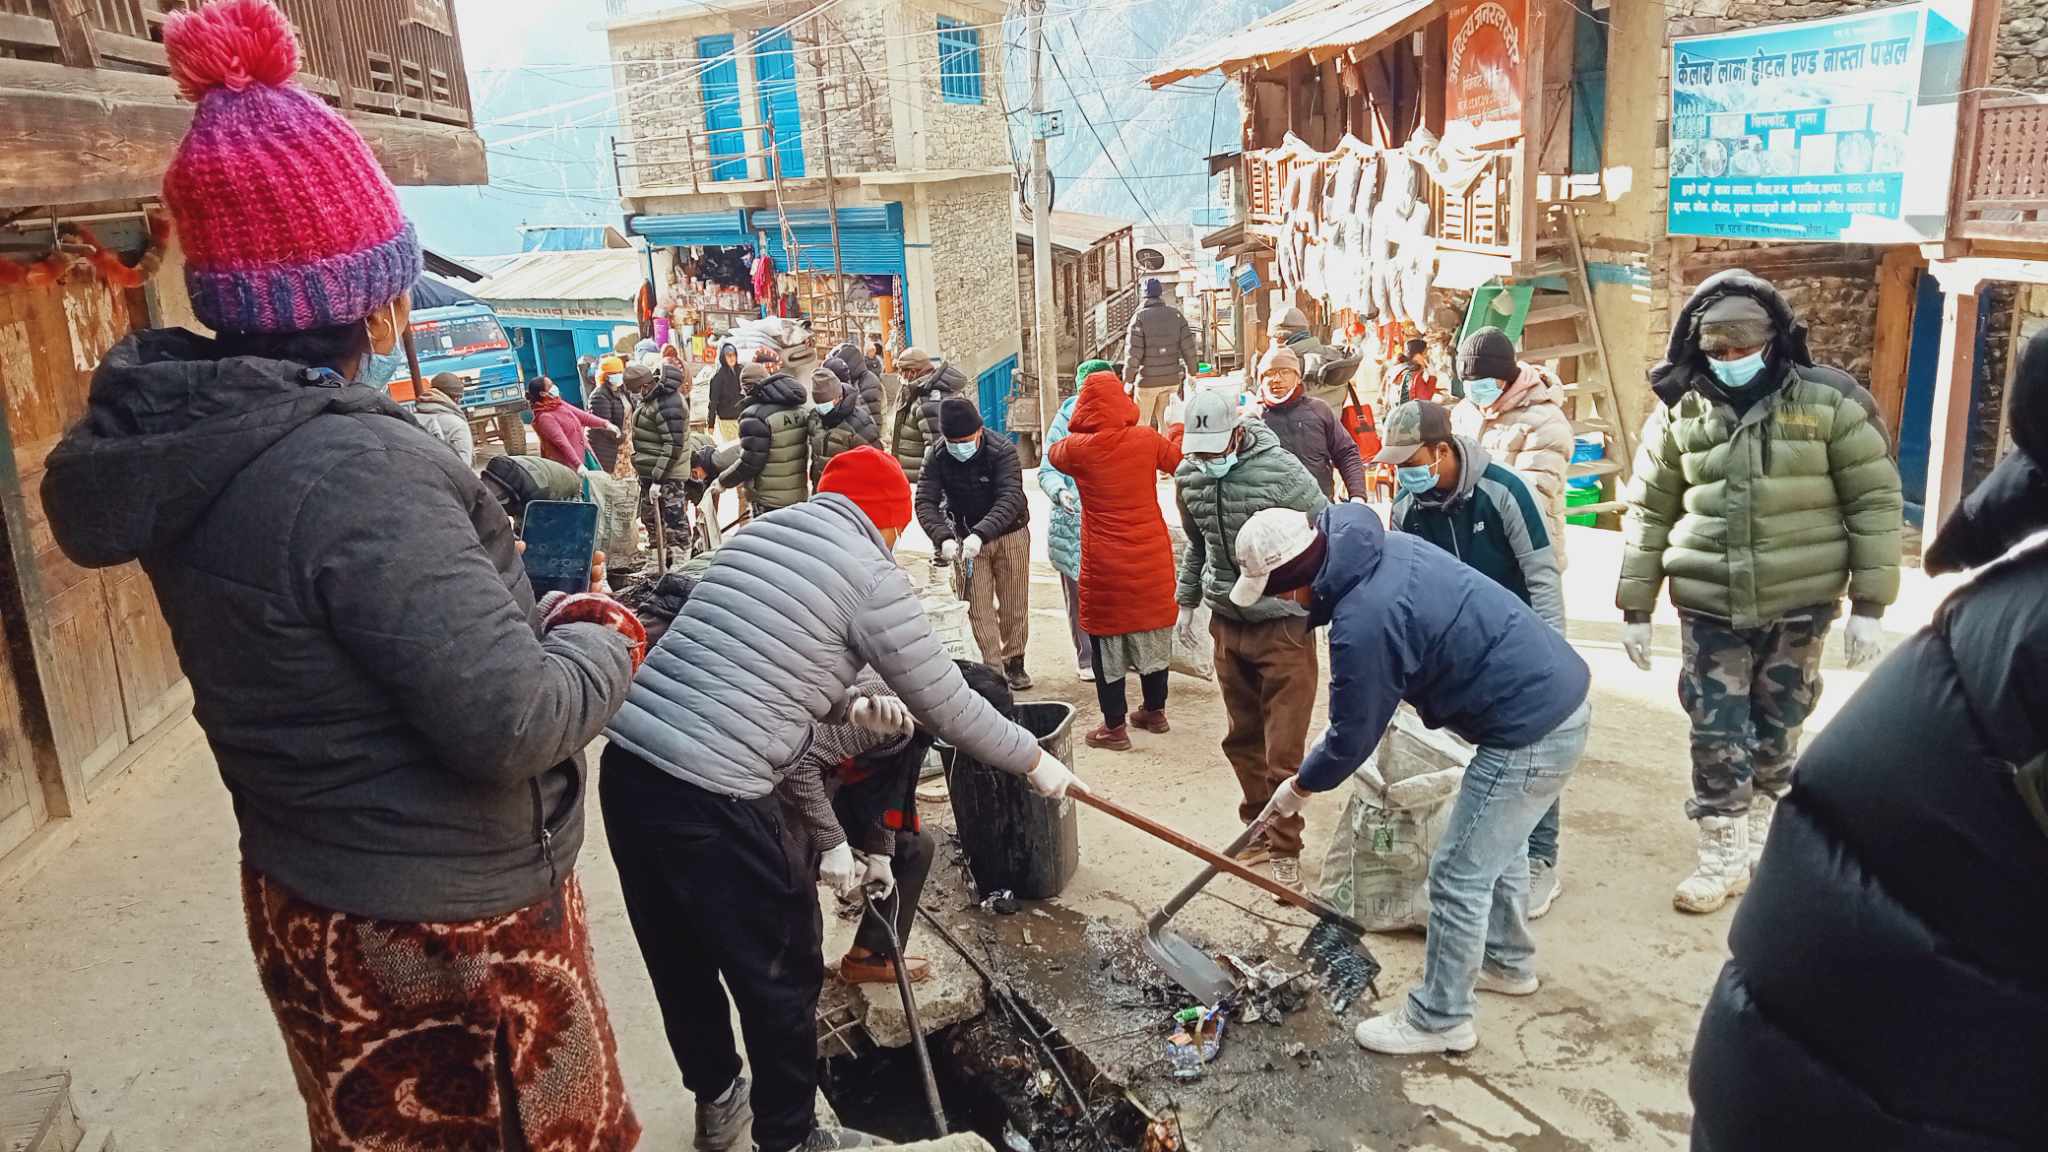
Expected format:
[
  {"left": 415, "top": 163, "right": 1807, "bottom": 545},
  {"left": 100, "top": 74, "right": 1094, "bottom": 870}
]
[{"left": 1297, "top": 503, "right": 1589, "bottom": 793}]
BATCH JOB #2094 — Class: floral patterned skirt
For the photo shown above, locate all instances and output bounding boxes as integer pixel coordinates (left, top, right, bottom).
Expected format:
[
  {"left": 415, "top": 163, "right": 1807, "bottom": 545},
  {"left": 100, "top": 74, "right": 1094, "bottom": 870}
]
[{"left": 242, "top": 866, "right": 639, "bottom": 1152}]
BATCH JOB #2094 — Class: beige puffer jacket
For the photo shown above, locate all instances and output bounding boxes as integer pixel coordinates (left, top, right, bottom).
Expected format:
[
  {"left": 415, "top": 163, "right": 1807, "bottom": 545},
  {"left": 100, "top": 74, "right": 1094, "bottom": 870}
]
[{"left": 1451, "top": 364, "right": 1575, "bottom": 564}]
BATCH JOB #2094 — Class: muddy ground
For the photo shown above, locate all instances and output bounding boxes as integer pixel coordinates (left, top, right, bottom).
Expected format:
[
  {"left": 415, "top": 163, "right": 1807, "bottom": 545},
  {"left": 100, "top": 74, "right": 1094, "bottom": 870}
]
[{"left": 0, "top": 487, "right": 1950, "bottom": 1149}]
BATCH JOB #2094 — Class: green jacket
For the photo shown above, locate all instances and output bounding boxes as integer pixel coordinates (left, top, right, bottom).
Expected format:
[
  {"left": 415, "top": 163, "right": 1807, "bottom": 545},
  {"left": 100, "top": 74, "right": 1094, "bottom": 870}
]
[
  {"left": 1174, "top": 420, "right": 1329, "bottom": 622},
  {"left": 732, "top": 372, "right": 813, "bottom": 512},
  {"left": 631, "top": 378, "right": 691, "bottom": 483},
  {"left": 1618, "top": 356, "right": 1902, "bottom": 629},
  {"left": 890, "top": 360, "right": 965, "bottom": 487}
]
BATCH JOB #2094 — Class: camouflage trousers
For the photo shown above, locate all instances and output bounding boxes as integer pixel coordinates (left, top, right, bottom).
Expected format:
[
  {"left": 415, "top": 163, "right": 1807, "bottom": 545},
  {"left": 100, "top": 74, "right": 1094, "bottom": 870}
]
[{"left": 1678, "top": 612, "right": 1832, "bottom": 819}]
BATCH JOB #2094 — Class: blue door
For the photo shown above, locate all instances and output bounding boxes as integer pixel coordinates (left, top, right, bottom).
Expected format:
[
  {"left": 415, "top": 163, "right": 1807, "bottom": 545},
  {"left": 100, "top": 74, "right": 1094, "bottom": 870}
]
[
  {"left": 752, "top": 30, "right": 805, "bottom": 179},
  {"left": 698, "top": 35, "right": 746, "bottom": 182},
  {"left": 976, "top": 355, "right": 1018, "bottom": 440},
  {"left": 1898, "top": 270, "right": 1944, "bottom": 526}
]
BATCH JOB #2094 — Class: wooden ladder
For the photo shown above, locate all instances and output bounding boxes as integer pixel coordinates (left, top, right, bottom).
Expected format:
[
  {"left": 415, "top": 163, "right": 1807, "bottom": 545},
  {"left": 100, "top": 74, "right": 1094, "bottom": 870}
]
[{"left": 1513, "top": 204, "right": 1633, "bottom": 519}]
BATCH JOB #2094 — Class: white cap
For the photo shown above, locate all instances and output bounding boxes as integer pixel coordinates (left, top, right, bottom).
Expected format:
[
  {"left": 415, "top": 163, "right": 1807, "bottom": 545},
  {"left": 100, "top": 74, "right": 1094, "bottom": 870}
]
[
  {"left": 1181, "top": 387, "right": 1240, "bottom": 454},
  {"left": 1230, "top": 508, "right": 1319, "bottom": 607}
]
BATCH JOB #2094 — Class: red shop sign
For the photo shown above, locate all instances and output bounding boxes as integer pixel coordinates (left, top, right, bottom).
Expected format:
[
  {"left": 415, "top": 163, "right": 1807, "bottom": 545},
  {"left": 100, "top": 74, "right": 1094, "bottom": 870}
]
[{"left": 1446, "top": 0, "right": 1527, "bottom": 131}]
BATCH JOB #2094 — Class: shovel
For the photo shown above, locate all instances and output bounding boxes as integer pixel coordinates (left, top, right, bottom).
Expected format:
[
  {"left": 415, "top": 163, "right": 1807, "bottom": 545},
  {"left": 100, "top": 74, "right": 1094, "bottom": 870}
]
[
  {"left": 1141, "top": 818, "right": 1269, "bottom": 1005},
  {"left": 1074, "top": 790, "right": 1381, "bottom": 1012}
]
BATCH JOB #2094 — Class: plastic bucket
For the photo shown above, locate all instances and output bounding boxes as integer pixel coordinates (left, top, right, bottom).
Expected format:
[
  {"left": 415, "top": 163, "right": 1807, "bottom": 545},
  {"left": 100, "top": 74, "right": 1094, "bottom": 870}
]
[{"left": 942, "top": 701, "right": 1081, "bottom": 900}]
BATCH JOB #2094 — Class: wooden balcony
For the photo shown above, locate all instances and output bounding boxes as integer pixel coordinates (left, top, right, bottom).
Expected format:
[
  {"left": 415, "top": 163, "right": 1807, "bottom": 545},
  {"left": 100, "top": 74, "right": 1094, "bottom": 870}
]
[
  {"left": 1952, "top": 97, "right": 2048, "bottom": 245},
  {"left": 0, "top": 0, "right": 486, "bottom": 209}
]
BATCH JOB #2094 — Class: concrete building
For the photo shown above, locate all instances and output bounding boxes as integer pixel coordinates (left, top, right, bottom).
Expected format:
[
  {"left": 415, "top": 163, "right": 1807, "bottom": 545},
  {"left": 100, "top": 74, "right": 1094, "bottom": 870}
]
[{"left": 604, "top": 0, "right": 1022, "bottom": 420}]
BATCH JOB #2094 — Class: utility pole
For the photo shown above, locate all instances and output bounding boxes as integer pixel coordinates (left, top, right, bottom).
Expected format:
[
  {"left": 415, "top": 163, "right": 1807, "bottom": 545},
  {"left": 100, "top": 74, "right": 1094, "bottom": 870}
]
[{"left": 1028, "top": 0, "right": 1058, "bottom": 442}]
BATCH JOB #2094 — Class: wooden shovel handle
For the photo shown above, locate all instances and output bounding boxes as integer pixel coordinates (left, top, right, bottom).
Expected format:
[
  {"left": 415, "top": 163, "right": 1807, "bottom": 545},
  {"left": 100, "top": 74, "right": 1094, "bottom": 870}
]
[{"left": 1074, "top": 789, "right": 1368, "bottom": 936}]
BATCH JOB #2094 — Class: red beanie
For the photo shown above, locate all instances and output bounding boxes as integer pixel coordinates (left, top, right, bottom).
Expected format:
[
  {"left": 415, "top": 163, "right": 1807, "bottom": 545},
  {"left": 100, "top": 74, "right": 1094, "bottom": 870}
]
[{"left": 816, "top": 446, "right": 912, "bottom": 532}]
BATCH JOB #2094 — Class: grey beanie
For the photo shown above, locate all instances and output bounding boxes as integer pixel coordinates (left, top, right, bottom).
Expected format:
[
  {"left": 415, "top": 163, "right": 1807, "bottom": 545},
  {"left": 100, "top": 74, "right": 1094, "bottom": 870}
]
[{"left": 1696, "top": 295, "right": 1775, "bottom": 352}]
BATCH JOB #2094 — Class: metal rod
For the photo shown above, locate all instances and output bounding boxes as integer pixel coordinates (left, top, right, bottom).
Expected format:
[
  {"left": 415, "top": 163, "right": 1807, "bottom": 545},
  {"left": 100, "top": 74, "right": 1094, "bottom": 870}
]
[{"left": 868, "top": 891, "right": 946, "bottom": 1139}]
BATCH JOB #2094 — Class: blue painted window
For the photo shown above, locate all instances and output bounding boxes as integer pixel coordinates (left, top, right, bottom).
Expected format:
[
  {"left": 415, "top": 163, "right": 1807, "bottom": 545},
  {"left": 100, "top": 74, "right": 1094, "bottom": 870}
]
[
  {"left": 752, "top": 30, "right": 805, "bottom": 178},
  {"left": 937, "top": 18, "right": 982, "bottom": 105},
  {"left": 1570, "top": 8, "right": 1608, "bottom": 177},
  {"left": 698, "top": 35, "right": 747, "bottom": 181}
]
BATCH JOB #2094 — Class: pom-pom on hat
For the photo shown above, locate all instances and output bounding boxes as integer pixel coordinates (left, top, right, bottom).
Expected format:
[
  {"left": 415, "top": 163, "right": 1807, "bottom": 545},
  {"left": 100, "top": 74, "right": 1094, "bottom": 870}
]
[
  {"left": 816, "top": 446, "right": 913, "bottom": 532},
  {"left": 162, "top": 0, "right": 421, "bottom": 334}
]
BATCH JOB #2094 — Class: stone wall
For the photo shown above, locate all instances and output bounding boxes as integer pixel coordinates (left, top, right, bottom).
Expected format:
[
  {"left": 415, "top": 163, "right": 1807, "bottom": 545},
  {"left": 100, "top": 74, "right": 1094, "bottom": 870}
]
[
  {"left": 905, "top": 0, "right": 1009, "bottom": 171},
  {"left": 1772, "top": 270, "right": 1880, "bottom": 383},
  {"left": 926, "top": 179, "right": 1022, "bottom": 387},
  {"left": 1996, "top": 0, "right": 2048, "bottom": 91}
]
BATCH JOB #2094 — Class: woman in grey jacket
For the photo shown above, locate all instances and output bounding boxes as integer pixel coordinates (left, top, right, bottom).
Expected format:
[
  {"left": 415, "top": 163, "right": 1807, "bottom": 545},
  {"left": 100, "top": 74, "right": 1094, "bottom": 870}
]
[{"left": 601, "top": 446, "right": 1081, "bottom": 1152}]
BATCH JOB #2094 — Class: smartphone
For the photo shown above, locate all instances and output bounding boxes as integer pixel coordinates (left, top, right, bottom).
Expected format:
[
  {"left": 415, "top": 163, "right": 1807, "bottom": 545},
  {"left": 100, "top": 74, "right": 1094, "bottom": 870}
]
[{"left": 521, "top": 500, "right": 599, "bottom": 598}]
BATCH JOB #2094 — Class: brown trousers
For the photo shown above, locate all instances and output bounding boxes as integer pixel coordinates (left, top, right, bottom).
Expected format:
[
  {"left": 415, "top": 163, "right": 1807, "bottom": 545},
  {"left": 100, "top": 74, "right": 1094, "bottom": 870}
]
[
  {"left": 1212, "top": 613, "right": 1320, "bottom": 856},
  {"left": 956, "top": 527, "right": 1031, "bottom": 666}
]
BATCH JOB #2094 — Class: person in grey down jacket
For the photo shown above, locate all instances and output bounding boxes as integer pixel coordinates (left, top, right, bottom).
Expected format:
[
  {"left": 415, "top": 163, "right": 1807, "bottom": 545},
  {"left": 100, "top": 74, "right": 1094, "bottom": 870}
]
[
  {"left": 1259, "top": 343, "right": 1368, "bottom": 500},
  {"left": 916, "top": 397, "right": 1034, "bottom": 690},
  {"left": 1174, "top": 387, "right": 1328, "bottom": 891},
  {"left": 1123, "top": 278, "right": 1198, "bottom": 428},
  {"left": 807, "top": 367, "right": 882, "bottom": 485},
  {"left": 830, "top": 340, "right": 885, "bottom": 426},
  {"left": 601, "top": 445, "right": 1083, "bottom": 1152},
  {"left": 412, "top": 371, "right": 475, "bottom": 466},
  {"left": 38, "top": 6, "right": 645, "bottom": 1143}
]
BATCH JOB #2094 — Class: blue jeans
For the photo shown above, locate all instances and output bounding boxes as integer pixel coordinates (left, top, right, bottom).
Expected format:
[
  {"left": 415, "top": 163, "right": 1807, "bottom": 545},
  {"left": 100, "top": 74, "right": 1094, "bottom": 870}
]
[
  {"left": 1407, "top": 698, "right": 1592, "bottom": 1033},
  {"left": 1527, "top": 800, "right": 1560, "bottom": 868}
]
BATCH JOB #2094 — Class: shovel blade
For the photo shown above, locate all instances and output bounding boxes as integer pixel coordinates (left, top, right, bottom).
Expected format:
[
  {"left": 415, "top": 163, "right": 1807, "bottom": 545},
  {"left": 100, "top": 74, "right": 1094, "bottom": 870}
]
[{"left": 1143, "top": 926, "right": 1236, "bottom": 1006}]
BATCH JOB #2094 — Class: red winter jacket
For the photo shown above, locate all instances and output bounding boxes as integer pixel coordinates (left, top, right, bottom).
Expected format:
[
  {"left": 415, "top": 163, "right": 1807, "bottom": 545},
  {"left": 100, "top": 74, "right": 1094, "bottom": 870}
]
[
  {"left": 1046, "top": 371, "right": 1184, "bottom": 637},
  {"left": 531, "top": 397, "right": 611, "bottom": 470}
]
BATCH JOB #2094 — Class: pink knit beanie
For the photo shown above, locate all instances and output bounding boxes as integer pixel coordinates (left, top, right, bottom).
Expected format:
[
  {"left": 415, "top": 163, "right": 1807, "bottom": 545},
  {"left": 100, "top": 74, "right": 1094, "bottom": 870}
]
[{"left": 161, "top": 0, "right": 420, "bottom": 333}]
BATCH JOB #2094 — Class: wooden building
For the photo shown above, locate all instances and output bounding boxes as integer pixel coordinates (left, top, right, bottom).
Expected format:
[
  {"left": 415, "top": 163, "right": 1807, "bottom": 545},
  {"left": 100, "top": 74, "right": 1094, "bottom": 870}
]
[
  {"left": 1010, "top": 206, "right": 1136, "bottom": 438},
  {"left": 0, "top": 0, "right": 487, "bottom": 875}
]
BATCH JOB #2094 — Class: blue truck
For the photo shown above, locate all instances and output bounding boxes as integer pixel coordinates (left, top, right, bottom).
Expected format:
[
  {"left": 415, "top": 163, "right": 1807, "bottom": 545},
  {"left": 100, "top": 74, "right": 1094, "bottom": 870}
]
[{"left": 400, "top": 277, "right": 530, "bottom": 455}]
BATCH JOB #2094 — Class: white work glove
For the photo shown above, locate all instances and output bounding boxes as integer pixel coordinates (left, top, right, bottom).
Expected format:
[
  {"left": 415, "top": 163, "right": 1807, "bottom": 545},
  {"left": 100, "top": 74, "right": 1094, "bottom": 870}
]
[
  {"left": 939, "top": 538, "right": 959, "bottom": 563},
  {"left": 961, "top": 533, "right": 984, "bottom": 562},
  {"left": 1026, "top": 751, "right": 1087, "bottom": 800},
  {"left": 1349, "top": 495, "right": 1369, "bottom": 505},
  {"left": 819, "top": 843, "right": 861, "bottom": 896},
  {"left": 1843, "top": 614, "right": 1883, "bottom": 669},
  {"left": 848, "top": 695, "right": 915, "bottom": 737},
  {"left": 1058, "top": 488, "right": 1080, "bottom": 513},
  {"left": 861, "top": 854, "right": 897, "bottom": 901},
  {"left": 1622, "top": 621, "right": 1654, "bottom": 671},
  {"left": 1163, "top": 397, "right": 1187, "bottom": 428},
  {"left": 1260, "top": 777, "right": 1310, "bottom": 821}
]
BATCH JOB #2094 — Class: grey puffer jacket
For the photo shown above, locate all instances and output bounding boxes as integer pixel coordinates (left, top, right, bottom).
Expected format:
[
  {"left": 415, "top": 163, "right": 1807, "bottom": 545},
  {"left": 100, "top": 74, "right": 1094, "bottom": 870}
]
[
  {"left": 891, "top": 360, "right": 967, "bottom": 486},
  {"left": 832, "top": 341, "right": 886, "bottom": 427},
  {"left": 1174, "top": 420, "right": 1328, "bottom": 621},
  {"left": 1122, "top": 298, "right": 1198, "bottom": 392},
  {"left": 808, "top": 390, "right": 882, "bottom": 485},
  {"left": 606, "top": 494, "right": 1042, "bottom": 797},
  {"left": 411, "top": 392, "right": 475, "bottom": 466},
  {"left": 41, "top": 330, "right": 633, "bottom": 923}
]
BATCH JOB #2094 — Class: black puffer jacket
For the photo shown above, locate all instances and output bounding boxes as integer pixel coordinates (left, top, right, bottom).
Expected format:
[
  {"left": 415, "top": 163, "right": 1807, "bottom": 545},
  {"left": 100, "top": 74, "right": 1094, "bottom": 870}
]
[
  {"left": 891, "top": 360, "right": 967, "bottom": 487},
  {"left": 1689, "top": 445, "right": 2048, "bottom": 1152},
  {"left": 808, "top": 389, "right": 882, "bottom": 485},
  {"left": 39, "top": 330, "right": 633, "bottom": 923},
  {"left": 732, "top": 371, "right": 812, "bottom": 511},
  {"left": 832, "top": 340, "right": 885, "bottom": 426},
  {"left": 914, "top": 429, "right": 1028, "bottom": 547}
]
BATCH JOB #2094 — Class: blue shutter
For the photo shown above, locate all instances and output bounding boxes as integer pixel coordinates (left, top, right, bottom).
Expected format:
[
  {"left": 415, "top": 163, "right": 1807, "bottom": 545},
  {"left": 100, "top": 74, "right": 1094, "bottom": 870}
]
[
  {"left": 753, "top": 29, "right": 805, "bottom": 179},
  {"left": 976, "top": 355, "right": 1018, "bottom": 439},
  {"left": 937, "top": 18, "right": 982, "bottom": 105},
  {"left": 698, "top": 36, "right": 746, "bottom": 182},
  {"left": 1570, "top": 8, "right": 1608, "bottom": 177}
]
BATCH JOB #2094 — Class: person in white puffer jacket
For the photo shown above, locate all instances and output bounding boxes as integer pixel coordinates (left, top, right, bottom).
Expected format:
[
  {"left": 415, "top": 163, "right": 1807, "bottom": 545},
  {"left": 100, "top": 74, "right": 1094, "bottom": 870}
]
[{"left": 1450, "top": 326, "right": 1576, "bottom": 567}]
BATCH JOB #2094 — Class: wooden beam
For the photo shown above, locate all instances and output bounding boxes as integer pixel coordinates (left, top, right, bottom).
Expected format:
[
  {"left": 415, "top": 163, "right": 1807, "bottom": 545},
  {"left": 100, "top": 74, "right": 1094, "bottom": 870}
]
[
  {"left": 1515, "top": 0, "right": 1547, "bottom": 264},
  {"left": 47, "top": 0, "right": 98, "bottom": 69},
  {"left": 0, "top": 12, "right": 59, "bottom": 51},
  {"left": 1943, "top": 0, "right": 2005, "bottom": 257},
  {"left": 1868, "top": 246, "right": 1922, "bottom": 438},
  {"left": 1422, "top": 16, "right": 1446, "bottom": 137},
  {"left": 0, "top": 58, "right": 486, "bottom": 209},
  {"left": 1924, "top": 288, "right": 1979, "bottom": 539}
]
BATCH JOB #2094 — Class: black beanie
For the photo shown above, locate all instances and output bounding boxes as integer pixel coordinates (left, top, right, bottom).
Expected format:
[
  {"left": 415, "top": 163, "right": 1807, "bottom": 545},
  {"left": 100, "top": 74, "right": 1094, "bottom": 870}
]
[
  {"left": 939, "top": 396, "right": 983, "bottom": 438},
  {"left": 1457, "top": 327, "right": 1519, "bottom": 382}
]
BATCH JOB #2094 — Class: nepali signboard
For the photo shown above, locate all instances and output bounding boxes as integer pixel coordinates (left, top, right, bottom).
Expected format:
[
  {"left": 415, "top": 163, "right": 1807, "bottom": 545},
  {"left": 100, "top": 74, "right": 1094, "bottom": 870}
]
[
  {"left": 1447, "top": 0, "right": 1527, "bottom": 137},
  {"left": 1668, "top": 2, "right": 1969, "bottom": 244}
]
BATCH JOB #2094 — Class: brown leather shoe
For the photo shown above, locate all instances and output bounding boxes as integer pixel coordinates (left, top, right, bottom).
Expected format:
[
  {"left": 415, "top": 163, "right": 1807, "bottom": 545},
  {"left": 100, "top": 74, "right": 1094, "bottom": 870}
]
[
  {"left": 838, "top": 949, "right": 933, "bottom": 985},
  {"left": 1085, "top": 723, "right": 1132, "bottom": 751},
  {"left": 1129, "top": 708, "right": 1170, "bottom": 734}
]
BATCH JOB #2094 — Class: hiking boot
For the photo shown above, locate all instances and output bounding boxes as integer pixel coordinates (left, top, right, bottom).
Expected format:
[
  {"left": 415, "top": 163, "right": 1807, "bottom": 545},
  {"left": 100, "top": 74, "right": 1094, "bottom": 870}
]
[
  {"left": 1674, "top": 816, "right": 1751, "bottom": 914},
  {"left": 790, "top": 1124, "right": 889, "bottom": 1150},
  {"left": 1129, "top": 707, "right": 1170, "bottom": 734},
  {"left": 695, "top": 1074, "right": 751, "bottom": 1152},
  {"left": 1354, "top": 1012, "right": 1477, "bottom": 1055},
  {"left": 1475, "top": 966, "right": 1541, "bottom": 997},
  {"left": 1746, "top": 793, "right": 1776, "bottom": 873},
  {"left": 1085, "top": 724, "right": 1131, "bottom": 751},
  {"left": 1236, "top": 829, "right": 1273, "bottom": 867},
  {"left": 1004, "top": 658, "right": 1034, "bottom": 692},
  {"left": 1269, "top": 854, "right": 1302, "bottom": 893},
  {"left": 1528, "top": 859, "right": 1561, "bottom": 920}
]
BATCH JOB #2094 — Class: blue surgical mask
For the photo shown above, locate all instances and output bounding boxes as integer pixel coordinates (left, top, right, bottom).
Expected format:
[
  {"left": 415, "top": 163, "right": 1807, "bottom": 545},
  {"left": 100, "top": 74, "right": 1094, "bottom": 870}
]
[
  {"left": 814, "top": 401, "right": 836, "bottom": 415},
  {"left": 358, "top": 304, "right": 403, "bottom": 388},
  {"left": 946, "top": 439, "right": 979, "bottom": 461},
  {"left": 1465, "top": 378, "right": 1504, "bottom": 407},
  {"left": 1196, "top": 452, "right": 1238, "bottom": 479},
  {"left": 1709, "top": 350, "right": 1768, "bottom": 389},
  {"left": 1396, "top": 463, "right": 1437, "bottom": 496}
]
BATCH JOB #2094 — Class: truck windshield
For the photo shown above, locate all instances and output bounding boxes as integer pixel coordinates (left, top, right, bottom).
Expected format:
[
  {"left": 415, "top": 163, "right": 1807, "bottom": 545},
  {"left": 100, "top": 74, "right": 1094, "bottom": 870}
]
[{"left": 414, "top": 312, "right": 510, "bottom": 360}]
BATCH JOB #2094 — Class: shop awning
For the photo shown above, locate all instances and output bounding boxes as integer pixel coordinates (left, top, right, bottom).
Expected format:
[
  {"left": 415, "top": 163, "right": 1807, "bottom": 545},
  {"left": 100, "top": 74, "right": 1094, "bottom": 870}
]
[
  {"left": 1147, "top": 0, "right": 1440, "bottom": 89},
  {"left": 629, "top": 210, "right": 754, "bottom": 249},
  {"left": 746, "top": 204, "right": 907, "bottom": 278}
]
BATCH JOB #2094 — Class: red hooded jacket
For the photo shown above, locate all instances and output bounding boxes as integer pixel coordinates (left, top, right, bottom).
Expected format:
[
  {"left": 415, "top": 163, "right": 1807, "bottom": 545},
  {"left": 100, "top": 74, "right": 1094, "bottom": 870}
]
[{"left": 1045, "top": 371, "right": 1184, "bottom": 637}]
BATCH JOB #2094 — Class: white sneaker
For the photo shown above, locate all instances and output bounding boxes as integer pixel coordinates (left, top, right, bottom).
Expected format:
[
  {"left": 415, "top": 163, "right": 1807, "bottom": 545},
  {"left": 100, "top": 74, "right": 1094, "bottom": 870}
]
[
  {"left": 1354, "top": 1012, "right": 1477, "bottom": 1055},
  {"left": 1674, "top": 815, "right": 1751, "bottom": 914},
  {"left": 1077, "top": 663, "right": 1095, "bottom": 682},
  {"left": 1528, "top": 859, "right": 1561, "bottom": 919},
  {"left": 1269, "top": 854, "right": 1302, "bottom": 902},
  {"left": 1746, "top": 793, "right": 1776, "bottom": 872},
  {"left": 1475, "top": 966, "right": 1540, "bottom": 997}
]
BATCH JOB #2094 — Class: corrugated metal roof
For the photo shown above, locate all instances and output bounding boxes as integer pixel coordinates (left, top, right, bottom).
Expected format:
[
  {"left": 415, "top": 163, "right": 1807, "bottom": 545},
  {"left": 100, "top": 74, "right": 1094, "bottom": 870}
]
[
  {"left": 474, "top": 248, "right": 646, "bottom": 309},
  {"left": 1147, "top": 0, "right": 1439, "bottom": 89},
  {"left": 1013, "top": 206, "right": 1133, "bottom": 255}
]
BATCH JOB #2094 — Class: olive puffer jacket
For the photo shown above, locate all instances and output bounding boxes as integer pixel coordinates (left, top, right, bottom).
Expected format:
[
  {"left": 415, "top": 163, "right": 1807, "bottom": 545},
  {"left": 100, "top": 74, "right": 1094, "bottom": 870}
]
[
  {"left": 1174, "top": 420, "right": 1328, "bottom": 622},
  {"left": 1618, "top": 271, "right": 1902, "bottom": 628},
  {"left": 807, "top": 390, "right": 881, "bottom": 485},
  {"left": 631, "top": 372, "right": 692, "bottom": 483},
  {"left": 732, "top": 371, "right": 812, "bottom": 512},
  {"left": 890, "top": 359, "right": 966, "bottom": 486}
]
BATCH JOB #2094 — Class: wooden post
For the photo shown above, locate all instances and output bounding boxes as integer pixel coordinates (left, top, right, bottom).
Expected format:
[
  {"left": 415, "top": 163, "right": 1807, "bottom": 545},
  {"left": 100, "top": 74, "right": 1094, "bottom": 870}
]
[
  {"left": 1924, "top": 287, "right": 1979, "bottom": 540},
  {"left": 1515, "top": 0, "right": 1548, "bottom": 266},
  {"left": 1868, "top": 246, "right": 1922, "bottom": 439},
  {"left": 811, "top": 18, "right": 847, "bottom": 341},
  {"left": 48, "top": 0, "right": 100, "bottom": 69},
  {"left": 1422, "top": 17, "right": 1446, "bottom": 136},
  {"left": 1943, "top": 0, "right": 2005, "bottom": 255}
]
